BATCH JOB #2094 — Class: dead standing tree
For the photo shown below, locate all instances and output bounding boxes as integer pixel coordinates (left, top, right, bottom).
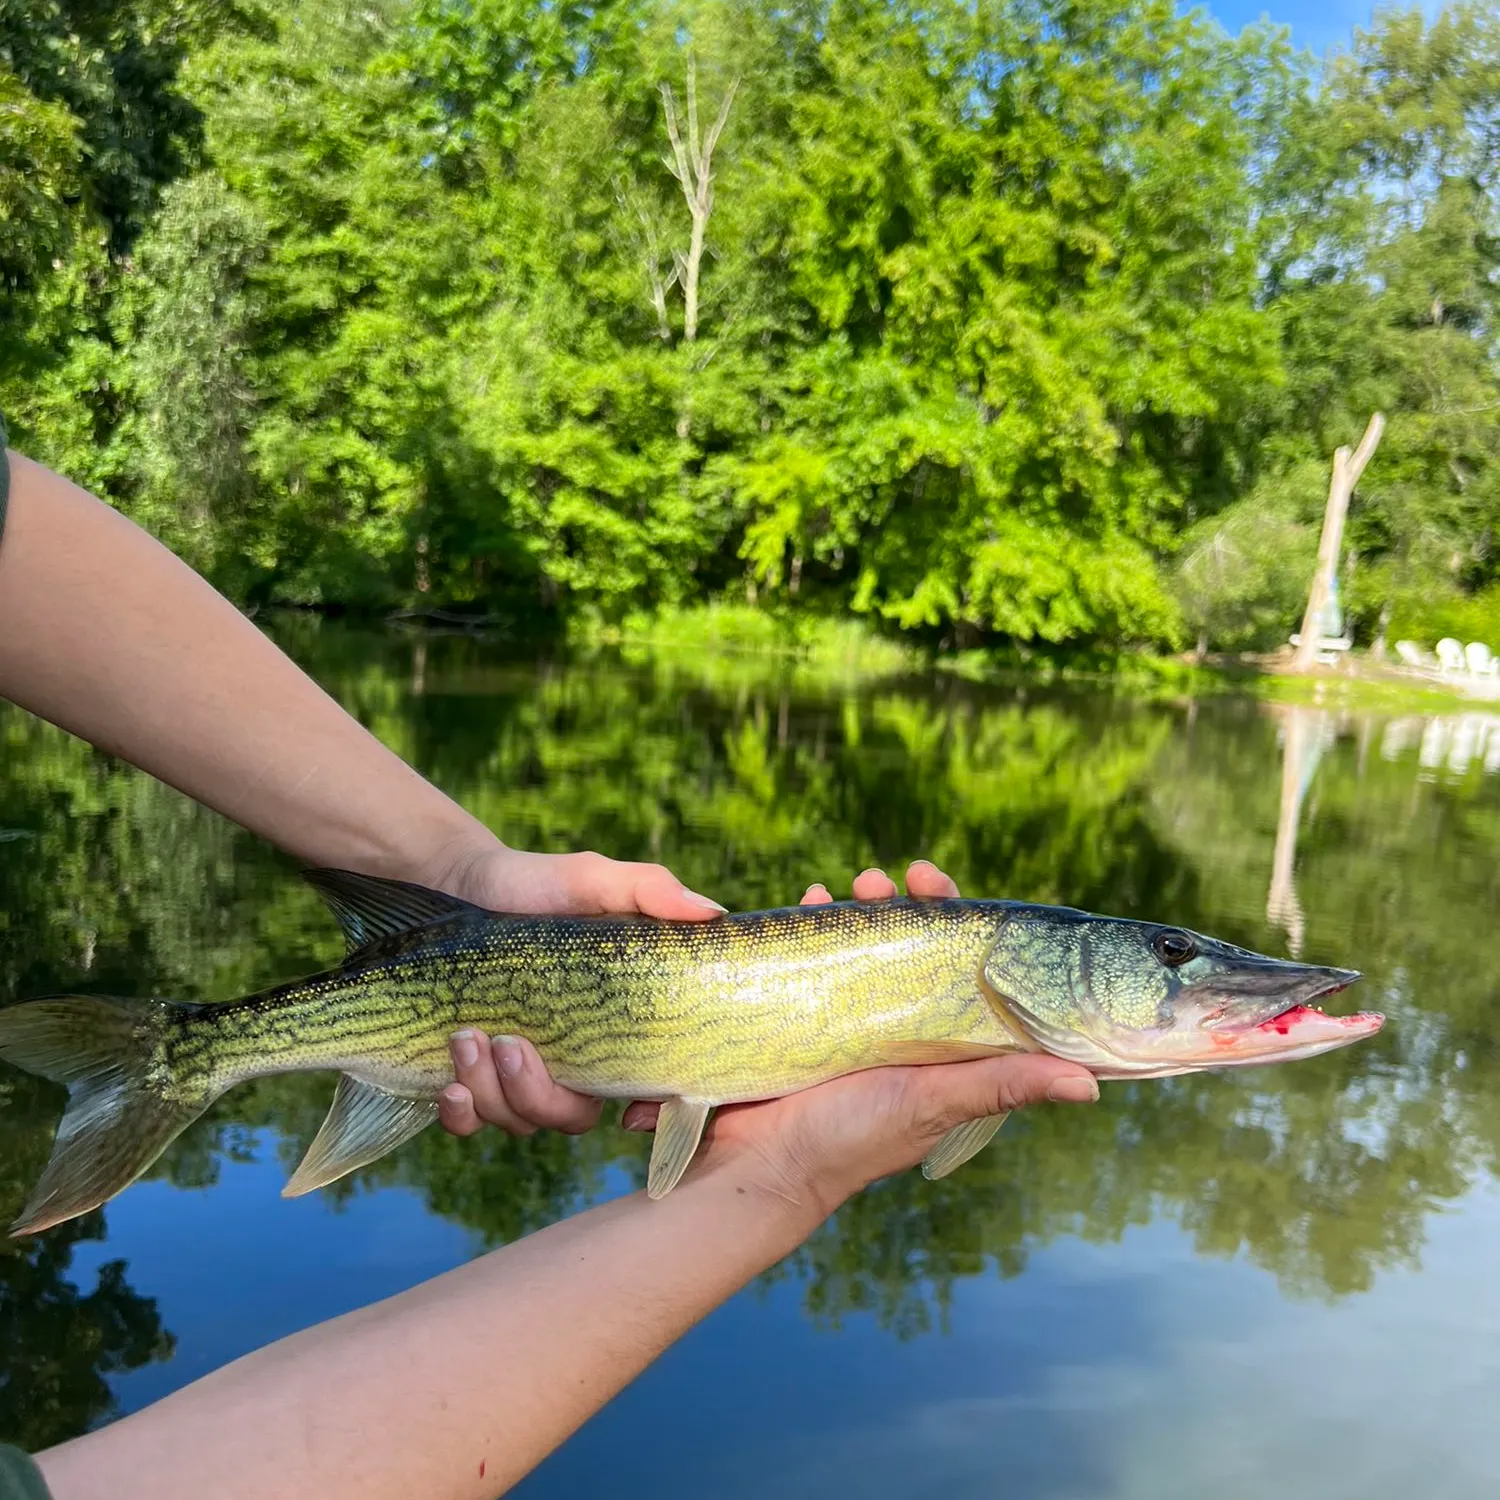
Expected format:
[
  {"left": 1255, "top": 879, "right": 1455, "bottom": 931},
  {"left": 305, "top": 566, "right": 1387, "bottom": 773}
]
[
  {"left": 659, "top": 55, "right": 738, "bottom": 346},
  {"left": 1290, "top": 412, "right": 1385, "bottom": 671}
]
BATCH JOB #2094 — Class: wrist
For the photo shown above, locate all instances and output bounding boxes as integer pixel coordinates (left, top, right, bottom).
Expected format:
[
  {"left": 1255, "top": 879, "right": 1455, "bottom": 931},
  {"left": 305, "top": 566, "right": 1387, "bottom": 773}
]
[
  {"left": 401, "top": 820, "right": 509, "bottom": 894},
  {"left": 694, "top": 1145, "right": 850, "bottom": 1245}
]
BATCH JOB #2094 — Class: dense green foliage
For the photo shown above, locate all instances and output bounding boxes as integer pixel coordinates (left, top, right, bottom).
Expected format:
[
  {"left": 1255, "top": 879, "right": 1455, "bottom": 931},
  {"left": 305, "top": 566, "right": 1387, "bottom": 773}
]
[{"left": 3, "top": 1, "right": 1498, "bottom": 651}]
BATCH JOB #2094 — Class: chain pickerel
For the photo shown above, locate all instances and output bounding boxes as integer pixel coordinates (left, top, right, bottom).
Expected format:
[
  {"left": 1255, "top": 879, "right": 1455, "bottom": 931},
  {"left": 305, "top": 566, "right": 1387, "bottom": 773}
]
[{"left": 0, "top": 870, "right": 1383, "bottom": 1234}]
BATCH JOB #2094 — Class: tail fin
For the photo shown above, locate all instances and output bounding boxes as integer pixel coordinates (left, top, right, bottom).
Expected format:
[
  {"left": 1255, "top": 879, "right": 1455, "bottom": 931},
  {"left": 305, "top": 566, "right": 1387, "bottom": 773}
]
[{"left": 0, "top": 996, "right": 216, "bottom": 1236}]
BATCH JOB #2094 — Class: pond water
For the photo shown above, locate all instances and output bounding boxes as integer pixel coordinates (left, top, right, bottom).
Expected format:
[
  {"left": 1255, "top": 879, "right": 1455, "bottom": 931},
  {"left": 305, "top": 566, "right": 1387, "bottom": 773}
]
[{"left": 2, "top": 624, "right": 1499, "bottom": 1497}]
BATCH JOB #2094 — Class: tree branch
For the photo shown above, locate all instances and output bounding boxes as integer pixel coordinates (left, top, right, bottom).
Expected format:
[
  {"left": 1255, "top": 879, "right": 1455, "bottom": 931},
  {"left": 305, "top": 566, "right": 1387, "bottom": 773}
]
[
  {"left": 702, "top": 78, "right": 739, "bottom": 168},
  {"left": 657, "top": 56, "right": 739, "bottom": 345}
]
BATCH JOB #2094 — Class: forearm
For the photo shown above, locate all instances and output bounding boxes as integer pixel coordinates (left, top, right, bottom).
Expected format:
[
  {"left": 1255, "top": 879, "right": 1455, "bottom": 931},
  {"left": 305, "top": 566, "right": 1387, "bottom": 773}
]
[
  {"left": 37, "top": 1166, "right": 823, "bottom": 1500},
  {"left": 0, "top": 451, "right": 489, "bottom": 877}
]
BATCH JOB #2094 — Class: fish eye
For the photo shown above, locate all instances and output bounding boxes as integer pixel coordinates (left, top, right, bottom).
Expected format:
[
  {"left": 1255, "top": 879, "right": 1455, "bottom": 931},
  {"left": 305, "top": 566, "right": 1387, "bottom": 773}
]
[{"left": 1152, "top": 929, "right": 1197, "bottom": 967}]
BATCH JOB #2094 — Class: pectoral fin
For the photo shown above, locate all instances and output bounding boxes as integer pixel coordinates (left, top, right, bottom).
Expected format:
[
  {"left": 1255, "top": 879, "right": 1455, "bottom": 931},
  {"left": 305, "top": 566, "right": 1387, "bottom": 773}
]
[
  {"left": 284, "top": 1074, "right": 438, "bottom": 1197},
  {"left": 920, "top": 1112, "right": 1009, "bottom": 1180},
  {"left": 647, "top": 1097, "right": 713, "bottom": 1199}
]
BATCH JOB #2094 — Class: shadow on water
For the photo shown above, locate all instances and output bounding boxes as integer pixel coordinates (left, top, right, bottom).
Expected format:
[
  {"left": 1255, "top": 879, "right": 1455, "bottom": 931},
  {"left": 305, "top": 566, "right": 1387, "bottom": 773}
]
[{"left": 3, "top": 624, "right": 1500, "bottom": 1457}]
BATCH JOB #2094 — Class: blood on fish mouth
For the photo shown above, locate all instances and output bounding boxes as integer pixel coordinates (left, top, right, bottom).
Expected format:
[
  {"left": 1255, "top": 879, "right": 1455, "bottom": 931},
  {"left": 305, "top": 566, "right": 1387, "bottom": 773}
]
[
  {"left": 1257, "top": 1000, "right": 1385, "bottom": 1039},
  {"left": 1230, "top": 972, "right": 1384, "bottom": 1039}
]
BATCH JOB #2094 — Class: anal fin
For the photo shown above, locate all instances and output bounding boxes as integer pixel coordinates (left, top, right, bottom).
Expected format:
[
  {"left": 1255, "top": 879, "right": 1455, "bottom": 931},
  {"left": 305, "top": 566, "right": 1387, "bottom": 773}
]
[
  {"left": 284, "top": 1074, "right": 438, "bottom": 1197},
  {"left": 646, "top": 1097, "right": 713, "bottom": 1199},
  {"left": 920, "top": 1112, "right": 1009, "bottom": 1180}
]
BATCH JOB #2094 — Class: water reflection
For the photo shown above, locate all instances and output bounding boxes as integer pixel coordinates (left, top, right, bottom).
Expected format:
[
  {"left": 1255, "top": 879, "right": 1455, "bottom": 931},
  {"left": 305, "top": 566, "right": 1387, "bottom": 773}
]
[
  {"left": 2, "top": 628, "right": 1499, "bottom": 1452},
  {"left": 0, "top": 1079, "right": 174, "bottom": 1449},
  {"left": 1265, "top": 706, "right": 1337, "bottom": 956}
]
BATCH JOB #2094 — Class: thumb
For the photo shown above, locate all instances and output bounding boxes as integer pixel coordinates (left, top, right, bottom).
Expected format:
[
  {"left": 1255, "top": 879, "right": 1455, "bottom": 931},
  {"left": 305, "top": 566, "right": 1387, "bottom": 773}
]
[
  {"left": 907, "top": 1054, "right": 1099, "bottom": 1136},
  {"left": 565, "top": 853, "right": 727, "bottom": 921},
  {"left": 628, "top": 862, "right": 728, "bottom": 921}
]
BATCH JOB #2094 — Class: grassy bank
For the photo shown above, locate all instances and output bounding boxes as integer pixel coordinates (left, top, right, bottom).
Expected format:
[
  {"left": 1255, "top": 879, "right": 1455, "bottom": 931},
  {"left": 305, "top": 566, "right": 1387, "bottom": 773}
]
[
  {"left": 571, "top": 604, "right": 924, "bottom": 686},
  {"left": 940, "top": 645, "right": 1479, "bottom": 713},
  {"left": 570, "top": 602, "right": 1491, "bottom": 714}
]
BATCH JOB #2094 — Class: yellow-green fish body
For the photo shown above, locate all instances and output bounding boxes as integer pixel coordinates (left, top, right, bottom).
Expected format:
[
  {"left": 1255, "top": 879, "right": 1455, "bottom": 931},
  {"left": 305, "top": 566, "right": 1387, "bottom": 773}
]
[
  {"left": 198, "top": 896, "right": 1027, "bottom": 1104},
  {"left": 0, "top": 869, "right": 1382, "bottom": 1235}
]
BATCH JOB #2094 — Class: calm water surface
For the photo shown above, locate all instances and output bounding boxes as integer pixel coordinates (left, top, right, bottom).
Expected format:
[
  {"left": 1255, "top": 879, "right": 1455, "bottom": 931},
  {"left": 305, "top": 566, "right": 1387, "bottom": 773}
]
[{"left": 3, "top": 624, "right": 1499, "bottom": 1497}]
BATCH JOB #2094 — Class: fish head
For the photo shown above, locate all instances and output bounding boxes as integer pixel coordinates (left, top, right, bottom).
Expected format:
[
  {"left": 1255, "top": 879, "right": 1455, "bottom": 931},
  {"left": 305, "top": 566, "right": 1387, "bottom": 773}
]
[{"left": 981, "top": 907, "right": 1383, "bottom": 1078}]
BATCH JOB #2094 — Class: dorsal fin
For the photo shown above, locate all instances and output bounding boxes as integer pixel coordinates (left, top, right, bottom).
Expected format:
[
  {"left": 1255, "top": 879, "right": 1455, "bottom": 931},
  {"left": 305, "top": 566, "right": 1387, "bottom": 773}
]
[{"left": 303, "top": 868, "right": 487, "bottom": 956}]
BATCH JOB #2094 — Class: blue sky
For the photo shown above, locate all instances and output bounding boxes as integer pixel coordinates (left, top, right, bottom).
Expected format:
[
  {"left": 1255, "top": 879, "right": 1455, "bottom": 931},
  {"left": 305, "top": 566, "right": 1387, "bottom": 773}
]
[{"left": 1202, "top": 1, "right": 1436, "bottom": 54}]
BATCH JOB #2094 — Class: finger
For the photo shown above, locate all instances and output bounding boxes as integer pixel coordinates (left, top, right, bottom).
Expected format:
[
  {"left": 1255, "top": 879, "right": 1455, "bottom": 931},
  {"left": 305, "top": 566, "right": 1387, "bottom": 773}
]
[
  {"left": 851, "top": 867, "right": 898, "bottom": 901},
  {"left": 622, "top": 1101, "right": 662, "bottom": 1132},
  {"left": 800, "top": 883, "right": 833, "bottom": 905},
  {"left": 572, "top": 852, "right": 726, "bottom": 922},
  {"left": 450, "top": 1029, "right": 535, "bottom": 1136},
  {"left": 491, "top": 1035, "right": 603, "bottom": 1134},
  {"left": 909, "top": 1053, "right": 1099, "bottom": 1134},
  {"left": 437, "top": 1083, "right": 484, "bottom": 1137},
  {"left": 905, "top": 859, "right": 960, "bottom": 899}
]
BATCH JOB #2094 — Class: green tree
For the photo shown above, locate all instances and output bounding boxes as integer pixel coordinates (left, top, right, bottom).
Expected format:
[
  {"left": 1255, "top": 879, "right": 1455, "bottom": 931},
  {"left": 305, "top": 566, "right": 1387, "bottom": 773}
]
[
  {"left": 4, "top": 0, "right": 1498, "bottom": 652},
  {"left": 1264, "top": 5, "right": 1500, "bottom": 641},
  {"left": 121, "top": 172, "right": 267, "bottom": 577},
  {"left": 1173, "top": 483, "right": 1319, "bottom": 654}
]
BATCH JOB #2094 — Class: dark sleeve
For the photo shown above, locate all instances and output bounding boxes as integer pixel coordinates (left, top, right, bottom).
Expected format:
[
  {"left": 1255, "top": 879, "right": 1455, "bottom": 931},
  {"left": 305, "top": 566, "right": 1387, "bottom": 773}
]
[{"left": 0, "top": 1448, "right": 52, "bottom": 1500}]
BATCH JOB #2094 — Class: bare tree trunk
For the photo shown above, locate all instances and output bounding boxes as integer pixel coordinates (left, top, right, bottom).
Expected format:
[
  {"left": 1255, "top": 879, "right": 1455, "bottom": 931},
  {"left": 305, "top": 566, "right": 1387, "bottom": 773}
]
[
  {"left": 1291, "top": 413, "right": 1384, "bottom": 672},
  {"left": 615, "top": 183, "right": 677, "bottom": 340},
  {"left": 660, "top": 55, "right": 739, "bottom": 346},
  {"left": 682, "top": 210, "right": 707, "bottom": 342},
  {"left": 1370, "top": 597, "right": 1393, "bottom": 661},
  {"left": 650, "top": 278, "right": 673, "bottom": 340},
  {"left": 414, "top": 533, "right": 430, "bottom": 594}
]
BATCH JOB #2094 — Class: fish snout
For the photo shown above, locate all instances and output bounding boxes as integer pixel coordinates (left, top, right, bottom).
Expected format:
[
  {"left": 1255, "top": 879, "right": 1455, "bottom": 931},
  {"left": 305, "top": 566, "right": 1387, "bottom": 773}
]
[{"left": 1192, "top": 962, "right": 1362, "bottom": 1032}]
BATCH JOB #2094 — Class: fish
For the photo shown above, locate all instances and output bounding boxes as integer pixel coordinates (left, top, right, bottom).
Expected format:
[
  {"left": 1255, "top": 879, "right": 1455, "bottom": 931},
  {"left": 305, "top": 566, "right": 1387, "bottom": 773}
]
[{"left": 0, "top": 869, "right": 1383, "bottom": 1235}]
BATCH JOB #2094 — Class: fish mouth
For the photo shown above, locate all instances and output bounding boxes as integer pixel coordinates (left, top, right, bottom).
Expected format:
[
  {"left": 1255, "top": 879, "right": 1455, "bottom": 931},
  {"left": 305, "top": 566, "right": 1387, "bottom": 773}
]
[{"left": 1196, "top": 965, "right": 1384, "bottom": 1050}]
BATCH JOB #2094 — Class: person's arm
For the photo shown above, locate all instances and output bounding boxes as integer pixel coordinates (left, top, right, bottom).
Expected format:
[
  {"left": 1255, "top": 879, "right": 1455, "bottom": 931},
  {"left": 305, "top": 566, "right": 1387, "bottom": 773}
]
[
  {"left": 34, "top": 1044, "right": 1095, "bottom": 1500},
  {"left": 0, "top": 450, "right": 723, "bottom": 923}
]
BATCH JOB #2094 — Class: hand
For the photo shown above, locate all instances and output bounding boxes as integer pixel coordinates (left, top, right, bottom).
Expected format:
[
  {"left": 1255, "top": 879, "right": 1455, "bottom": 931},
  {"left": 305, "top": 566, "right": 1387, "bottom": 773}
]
[
  {"left": 434, "top": 859, "right": 1100, "bottom": 1211},
  {"left": 662, "top": 1025, "right": 1097, "bottom": 1222},
  {"left": 426, "top": 837, "right": 728, "bottom": 922}
]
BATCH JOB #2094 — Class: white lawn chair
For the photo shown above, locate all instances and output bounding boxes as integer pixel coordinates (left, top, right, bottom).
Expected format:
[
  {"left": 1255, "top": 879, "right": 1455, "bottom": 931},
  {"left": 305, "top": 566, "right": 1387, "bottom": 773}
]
[
  {"left": 1465, "top": 642, "right": 1499, "bottom": 677},
  {"left": 1394, "top": 640, "right": 1432, "bottom": 670},
  {"left": 1436, "top": 638, "right": 1467, "bottom": 675}
]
